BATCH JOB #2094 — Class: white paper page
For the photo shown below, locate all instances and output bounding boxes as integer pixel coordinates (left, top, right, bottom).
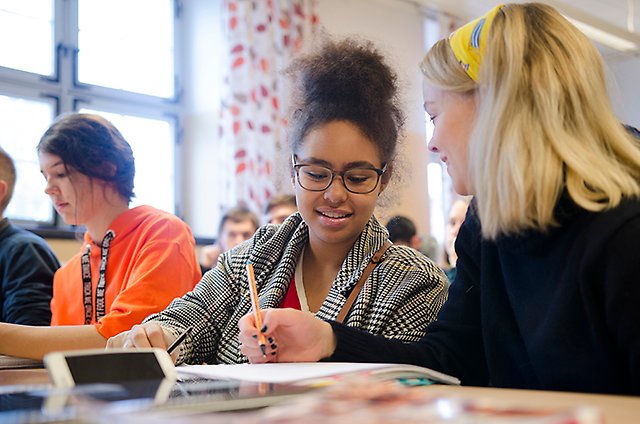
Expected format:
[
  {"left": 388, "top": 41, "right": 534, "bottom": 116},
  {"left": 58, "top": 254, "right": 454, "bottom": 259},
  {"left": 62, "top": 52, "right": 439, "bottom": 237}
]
[{"left": 177, "top": 362, "right": 400, "bottom": 384}]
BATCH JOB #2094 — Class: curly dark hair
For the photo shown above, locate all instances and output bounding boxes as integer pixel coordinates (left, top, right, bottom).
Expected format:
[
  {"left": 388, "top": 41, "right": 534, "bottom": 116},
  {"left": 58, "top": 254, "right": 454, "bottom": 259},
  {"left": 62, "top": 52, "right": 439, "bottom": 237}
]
[
  {"left": 37, "top": 113, "right": 136, "bottom": 202},
  {"left": 286, "top": 37, "right": 405, "bottom": 165}
]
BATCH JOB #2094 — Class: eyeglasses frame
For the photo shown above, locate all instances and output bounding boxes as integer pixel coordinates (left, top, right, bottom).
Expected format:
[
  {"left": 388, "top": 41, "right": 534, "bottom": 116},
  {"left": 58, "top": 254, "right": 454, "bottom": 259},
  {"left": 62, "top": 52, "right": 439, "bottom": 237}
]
[{"left": 291, "top": 154, "right": 387, "bottom": 194}]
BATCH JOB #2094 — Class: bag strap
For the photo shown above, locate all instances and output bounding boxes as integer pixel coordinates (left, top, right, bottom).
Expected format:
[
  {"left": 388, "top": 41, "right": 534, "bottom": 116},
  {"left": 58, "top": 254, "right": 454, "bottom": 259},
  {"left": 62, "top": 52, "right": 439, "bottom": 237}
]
[{"left": 335, "top": 240, "right": 393, "bottom": 324}]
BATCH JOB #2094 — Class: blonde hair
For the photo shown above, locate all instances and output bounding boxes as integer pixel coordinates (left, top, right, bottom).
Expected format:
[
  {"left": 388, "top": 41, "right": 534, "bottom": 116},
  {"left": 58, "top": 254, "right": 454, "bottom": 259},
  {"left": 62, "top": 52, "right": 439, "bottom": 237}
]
[{"left": 422, "top": 3, "right": 640, "bottom": 239}]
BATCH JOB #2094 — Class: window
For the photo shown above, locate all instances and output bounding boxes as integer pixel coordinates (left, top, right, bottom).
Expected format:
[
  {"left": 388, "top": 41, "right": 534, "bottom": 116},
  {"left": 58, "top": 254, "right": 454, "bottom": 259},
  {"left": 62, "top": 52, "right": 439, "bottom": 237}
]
[
  {"left": 0, "top": 94, "right": 56, "bottom": 223},
  {"left": 77, "top": 0, "right": 176, "bottom": 98},
  {"left": 423, "top": 14, "right": 454, "bottom": 247},
  {"left": 0, "top": 0, "right": 181, "bottom": 226},
  {"left": 79, "top": 107, "right": 177, "bottom": 214},
  {"left": 0, "top": 0, "right": 55, "bottom": 76}
]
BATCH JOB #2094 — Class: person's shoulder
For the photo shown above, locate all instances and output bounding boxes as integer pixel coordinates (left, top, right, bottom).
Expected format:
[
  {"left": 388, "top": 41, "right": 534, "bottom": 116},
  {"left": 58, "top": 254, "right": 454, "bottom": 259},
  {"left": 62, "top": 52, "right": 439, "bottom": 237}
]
[
  {"left": 578, "top": 197, "right": 640, "bottom": 268},
  {"left": 561, "top": 197, "right": 640, "bottom": 261},
  {"left": 385, "top": 243, "right": 432, "bottom": 261},
  {"left": 110, "top": 205, "right": 195, "bottom": 246},
  {"left": 224, "top": 214, "right": 305, "bottom": 270},
  {"left": 594, "top": 197, "right": 640, "bottom": 223},
  {"left": 382, "top": 244, "right": 441, "bottom": 273},
  {"left": 1, "top": 222, "right": 51, "bottom": 248},
  {"left": 128, "top": 205, "right": 192, "bottom": 232},
  {"left": 254, "top": 212, "right": 304, "bottom": 245},
  {"left": 376, "top": 245, "right": 448, "bottom": 291},
  {"left": 127, "top": 204, "right": 180, "bottom": 221},
  {"left": 589, "top": 196, "right": 640, "bottom": 235},
  {"left": 3, "top": 222, "right": 37, "bottom": 240},
  {"left": 253, "top": 222, "right": 279, "bottom": 241},
  {"left": 0, "top": 223, "right": 59, "bottom": 266}
]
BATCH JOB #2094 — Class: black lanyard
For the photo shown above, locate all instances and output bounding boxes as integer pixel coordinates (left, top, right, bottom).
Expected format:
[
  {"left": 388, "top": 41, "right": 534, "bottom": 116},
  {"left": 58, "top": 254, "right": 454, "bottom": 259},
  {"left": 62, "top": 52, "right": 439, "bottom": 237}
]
[{"left": 81, "top": 230, "right": 115, "bottom": 324}]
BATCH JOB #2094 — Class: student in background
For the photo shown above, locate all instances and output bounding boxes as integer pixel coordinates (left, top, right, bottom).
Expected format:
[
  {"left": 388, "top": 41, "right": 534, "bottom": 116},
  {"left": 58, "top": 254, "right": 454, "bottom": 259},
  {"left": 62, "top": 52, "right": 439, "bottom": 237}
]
[
  {"left": 0, "top": 113, "right": 201, "bottom": 360},
  {"left": 108, "top": 37, "right": 448, "bottom": 365},
  {"left": 238, "top": 4, "right": 640, "bottom": 395},
  {"left": 441, "top": 197, "right": 470, "bottom": 282},
  {"left": 386, "top": 215, "right": 440, "bottom": 263},
  {"left": 199, "top": 204, "right": 260, "bottom": 271},
  {"left": 418, "top": 233, "right": 439, "bottom": 262},
  {"left": 0, "top": 147, "right": 60, "bottom": 325},
  {"left": 264, "top": 194, "right": 297, "bottom": 225},
  {"left": 385, "top": 215, "right": 420, "bottom": 249}
]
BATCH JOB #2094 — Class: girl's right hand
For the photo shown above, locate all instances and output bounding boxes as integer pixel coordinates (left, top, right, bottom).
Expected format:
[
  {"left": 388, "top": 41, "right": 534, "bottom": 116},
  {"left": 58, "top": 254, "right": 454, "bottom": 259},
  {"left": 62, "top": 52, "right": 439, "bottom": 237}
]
[{"left": 238, "top": 308, "right": 337, "bottom": 363}]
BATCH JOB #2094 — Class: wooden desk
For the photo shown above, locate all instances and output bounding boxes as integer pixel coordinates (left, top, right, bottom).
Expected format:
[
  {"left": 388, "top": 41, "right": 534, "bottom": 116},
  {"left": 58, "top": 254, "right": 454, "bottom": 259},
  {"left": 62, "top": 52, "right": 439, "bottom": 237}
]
[
  {"left": 1, "top": 368, "right": 639, "bottom": 423},
  {"left": 425, "top": 385, "right": 640, "bottom": 424},
  {"left": 0, "top": 368, "right": 49, "bottom": 386}
]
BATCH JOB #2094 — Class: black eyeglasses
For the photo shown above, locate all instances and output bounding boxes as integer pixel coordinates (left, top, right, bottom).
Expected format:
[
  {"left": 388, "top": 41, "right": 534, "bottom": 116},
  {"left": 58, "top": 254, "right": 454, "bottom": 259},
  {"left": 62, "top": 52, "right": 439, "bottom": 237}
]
[{"left": 292, "top": 155, "right": 386, "bottom": 194}]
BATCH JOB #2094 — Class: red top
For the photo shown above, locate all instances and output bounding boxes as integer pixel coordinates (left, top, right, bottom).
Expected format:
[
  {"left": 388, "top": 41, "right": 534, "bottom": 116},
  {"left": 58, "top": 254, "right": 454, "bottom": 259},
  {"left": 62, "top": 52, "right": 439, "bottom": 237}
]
[{"left": 280, "top": 276, "right": 302, "bottom": 310}]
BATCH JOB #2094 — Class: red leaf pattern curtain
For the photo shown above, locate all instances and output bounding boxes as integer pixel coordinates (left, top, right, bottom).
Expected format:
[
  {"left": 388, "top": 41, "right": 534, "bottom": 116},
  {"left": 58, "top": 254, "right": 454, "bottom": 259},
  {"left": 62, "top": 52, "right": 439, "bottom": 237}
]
[{"left": 218, "top": 0, "right": 318, "bottom": 211}]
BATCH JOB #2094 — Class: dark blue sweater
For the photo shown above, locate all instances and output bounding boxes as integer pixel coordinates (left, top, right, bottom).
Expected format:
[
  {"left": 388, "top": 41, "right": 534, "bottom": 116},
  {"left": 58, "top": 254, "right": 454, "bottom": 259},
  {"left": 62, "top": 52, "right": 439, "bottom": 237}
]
[
  {"left": 330, "top": 197, "right": 640, "bottom": 395},
  {"left": 0, "top": 219, "right": 60, "bottom": 325}
]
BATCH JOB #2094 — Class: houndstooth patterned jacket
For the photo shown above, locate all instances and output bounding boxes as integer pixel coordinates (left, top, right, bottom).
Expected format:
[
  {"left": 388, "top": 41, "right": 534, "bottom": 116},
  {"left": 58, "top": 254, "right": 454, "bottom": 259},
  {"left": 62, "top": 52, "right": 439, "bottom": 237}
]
[{"left": 144, "top": 212, "right": 448, "bottom": 365}]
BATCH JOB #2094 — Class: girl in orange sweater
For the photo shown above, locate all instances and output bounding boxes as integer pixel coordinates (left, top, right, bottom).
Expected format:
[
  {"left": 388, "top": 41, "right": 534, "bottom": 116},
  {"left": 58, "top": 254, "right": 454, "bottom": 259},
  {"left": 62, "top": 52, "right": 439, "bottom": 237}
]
[{"left": 0, "top": 113, "right": 201, "bottom": 360}]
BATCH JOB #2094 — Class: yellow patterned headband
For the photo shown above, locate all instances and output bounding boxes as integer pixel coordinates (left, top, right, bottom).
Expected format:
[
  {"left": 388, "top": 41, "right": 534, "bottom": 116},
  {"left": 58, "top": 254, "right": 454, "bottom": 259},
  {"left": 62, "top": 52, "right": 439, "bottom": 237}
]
[{"left": 449, "top": 4, "right": 504, "bottom": 81}]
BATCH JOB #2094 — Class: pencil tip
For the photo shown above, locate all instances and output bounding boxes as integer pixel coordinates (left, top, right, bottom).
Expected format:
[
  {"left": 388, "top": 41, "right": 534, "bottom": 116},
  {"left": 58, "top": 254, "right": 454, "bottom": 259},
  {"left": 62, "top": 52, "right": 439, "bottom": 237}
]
[{"left": 260, "top": 344, "right": 266, "bottom": 357}]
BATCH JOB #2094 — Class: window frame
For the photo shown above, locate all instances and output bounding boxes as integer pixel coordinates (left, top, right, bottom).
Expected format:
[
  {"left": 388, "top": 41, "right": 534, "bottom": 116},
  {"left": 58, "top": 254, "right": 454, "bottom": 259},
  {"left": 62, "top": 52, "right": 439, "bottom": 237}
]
[{"left": 0, "top": 0, "right": 184, "bottom": 230}]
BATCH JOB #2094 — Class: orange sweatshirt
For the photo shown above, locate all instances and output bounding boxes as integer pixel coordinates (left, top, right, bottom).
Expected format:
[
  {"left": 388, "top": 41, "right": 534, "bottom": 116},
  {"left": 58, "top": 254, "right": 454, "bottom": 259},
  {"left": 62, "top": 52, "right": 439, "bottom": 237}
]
[{"left": 50, "top": 205, "right": 201, "bottom": 338}]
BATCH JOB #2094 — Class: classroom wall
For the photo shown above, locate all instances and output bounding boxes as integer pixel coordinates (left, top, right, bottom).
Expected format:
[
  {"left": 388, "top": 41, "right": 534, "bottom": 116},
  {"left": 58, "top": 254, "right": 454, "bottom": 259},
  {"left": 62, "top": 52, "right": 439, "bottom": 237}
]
[{"left": 608, "top": 56, "right": 640, "bottom": 129}]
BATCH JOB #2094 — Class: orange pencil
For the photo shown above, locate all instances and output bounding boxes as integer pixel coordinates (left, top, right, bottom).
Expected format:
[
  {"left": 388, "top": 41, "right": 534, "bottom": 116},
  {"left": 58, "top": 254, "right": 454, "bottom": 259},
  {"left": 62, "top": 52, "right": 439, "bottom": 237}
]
[{"left": 246, "top": 261, "right": 267, "bottom": 357}]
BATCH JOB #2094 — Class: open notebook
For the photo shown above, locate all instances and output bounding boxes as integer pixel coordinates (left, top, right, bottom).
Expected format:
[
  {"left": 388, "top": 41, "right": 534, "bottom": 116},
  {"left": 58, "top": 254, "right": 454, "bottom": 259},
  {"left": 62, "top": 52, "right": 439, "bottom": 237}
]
[{"left": 176, "top": 362, "right": 461, "bottom": 386}]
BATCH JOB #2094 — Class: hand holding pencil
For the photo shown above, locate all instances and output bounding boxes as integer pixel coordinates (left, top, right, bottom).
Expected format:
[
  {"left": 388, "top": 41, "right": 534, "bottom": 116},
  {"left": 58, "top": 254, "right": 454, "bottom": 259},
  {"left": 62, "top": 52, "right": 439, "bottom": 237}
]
[
  {"left": 238, "top": 308, "right": 338, "bottom": 364},
  {"left": 246, "top": 261, "right": 267, "bottom": 357}
]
